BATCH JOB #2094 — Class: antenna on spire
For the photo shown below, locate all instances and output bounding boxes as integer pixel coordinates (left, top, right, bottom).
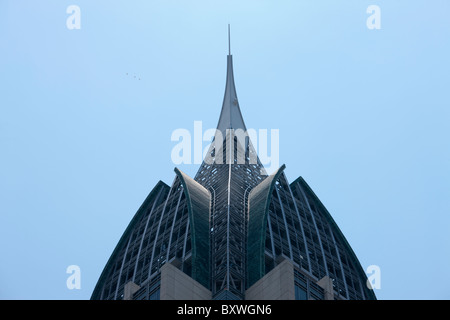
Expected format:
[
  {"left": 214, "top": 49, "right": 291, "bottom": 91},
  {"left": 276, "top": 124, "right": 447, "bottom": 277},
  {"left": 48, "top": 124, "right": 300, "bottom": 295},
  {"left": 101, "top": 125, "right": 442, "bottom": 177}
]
[{"left": 228, "top": 24, "right": 231, "bottom": 55}]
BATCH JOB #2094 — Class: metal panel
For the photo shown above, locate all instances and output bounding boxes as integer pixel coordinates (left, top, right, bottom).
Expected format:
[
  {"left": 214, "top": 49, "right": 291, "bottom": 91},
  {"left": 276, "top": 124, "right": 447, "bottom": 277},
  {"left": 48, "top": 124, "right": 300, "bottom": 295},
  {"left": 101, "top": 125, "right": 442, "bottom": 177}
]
[
  {"left": 175, "top": 168, "right": 211, "bottom": 289},
  {"left": 247, "top": 165, "right": 286, "bottom": 287}
]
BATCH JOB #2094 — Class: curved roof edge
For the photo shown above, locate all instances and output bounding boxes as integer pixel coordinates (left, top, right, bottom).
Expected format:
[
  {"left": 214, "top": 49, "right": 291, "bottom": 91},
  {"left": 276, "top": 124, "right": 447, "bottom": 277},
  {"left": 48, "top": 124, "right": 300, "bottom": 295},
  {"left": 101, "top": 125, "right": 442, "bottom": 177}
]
[
  {"left": 290, "top": 176, "right": 377, "bottom": 300},
  {"left": 91, "top": 180, "right": 170, "bottom": 299}
]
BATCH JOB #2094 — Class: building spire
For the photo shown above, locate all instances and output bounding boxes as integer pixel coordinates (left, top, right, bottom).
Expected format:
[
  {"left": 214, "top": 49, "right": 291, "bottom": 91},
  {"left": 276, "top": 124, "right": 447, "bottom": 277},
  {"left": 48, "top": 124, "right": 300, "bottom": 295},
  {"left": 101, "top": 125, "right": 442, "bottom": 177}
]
[
  {"left": 228, "top": 24, "right": 231, "bottom": 55},
  {"left": 216, "top": 25, "right": 247, "bottom": 135}
]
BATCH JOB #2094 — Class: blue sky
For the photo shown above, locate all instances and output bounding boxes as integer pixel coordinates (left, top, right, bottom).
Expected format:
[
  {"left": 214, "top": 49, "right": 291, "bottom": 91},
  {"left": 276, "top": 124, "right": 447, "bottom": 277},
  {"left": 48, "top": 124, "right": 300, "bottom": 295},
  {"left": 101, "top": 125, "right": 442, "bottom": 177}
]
[{"left": 1, "top": 1, "right": 449, "bottom": 299}]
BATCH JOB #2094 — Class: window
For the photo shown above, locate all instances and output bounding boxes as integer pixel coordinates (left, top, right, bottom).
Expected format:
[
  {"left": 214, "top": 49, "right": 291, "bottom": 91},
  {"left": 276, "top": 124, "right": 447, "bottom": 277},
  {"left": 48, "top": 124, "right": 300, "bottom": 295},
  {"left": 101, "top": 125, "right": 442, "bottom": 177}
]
[
  {"left": 295, "top": 285, "right": 307, "bottom": 300},
  {"left": 149, "top": 289, "right": 160, "bottom": 300}
]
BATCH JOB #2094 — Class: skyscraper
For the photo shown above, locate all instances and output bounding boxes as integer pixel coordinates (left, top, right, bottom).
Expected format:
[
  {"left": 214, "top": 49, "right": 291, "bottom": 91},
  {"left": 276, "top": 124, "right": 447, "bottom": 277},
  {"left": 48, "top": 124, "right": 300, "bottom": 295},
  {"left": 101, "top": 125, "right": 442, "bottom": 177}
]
[{"left": 91, "top": 30, "right": 376, "bottom": 301}]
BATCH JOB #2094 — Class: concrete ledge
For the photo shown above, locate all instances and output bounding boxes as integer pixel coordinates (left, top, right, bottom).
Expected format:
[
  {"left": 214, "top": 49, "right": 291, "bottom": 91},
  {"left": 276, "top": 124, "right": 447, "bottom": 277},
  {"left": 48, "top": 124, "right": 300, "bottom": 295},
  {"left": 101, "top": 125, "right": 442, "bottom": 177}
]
[
  {"left": 245, "top": 259, "right": 295, "bottom": 300},
  {"left": 160, "top": 263, "right": 212, "bottom": 300},
  {"left": 124, "top": 281, "right": 140, "bottom": 300}
]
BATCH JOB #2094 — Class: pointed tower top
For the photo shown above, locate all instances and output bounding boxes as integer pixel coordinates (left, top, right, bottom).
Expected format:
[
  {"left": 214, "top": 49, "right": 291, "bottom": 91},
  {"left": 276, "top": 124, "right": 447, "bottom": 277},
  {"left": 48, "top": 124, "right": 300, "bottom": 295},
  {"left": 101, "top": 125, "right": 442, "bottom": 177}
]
[
  {"left": 194, "top": 26, "right": 267, "bottom": 180},
  {"left": 216, "top": 25, "right": 247, "bottom": 135}
]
